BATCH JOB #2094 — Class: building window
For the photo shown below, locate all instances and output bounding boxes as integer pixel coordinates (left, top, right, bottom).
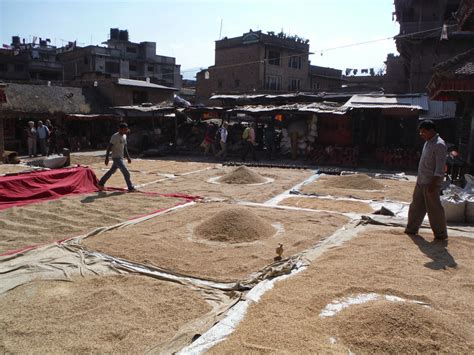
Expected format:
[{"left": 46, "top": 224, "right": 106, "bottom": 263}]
[
  {"left": 0, "top": 63, "right": 7, "bottom": 72},
  {"left": 161, "top": 67, "right": 174, "bottom": 81},
  {"left": 84, "top": 56, "right": 89, "bottom": 65},
  {"left": 105, "top": 61, "right": 120, "bottom": 73},
  {"left": 218, "top": 80, "right": 223, "bottom": 89},
  {"left": 129, "top": 63, "right": 137, "bottom": 71},
  {"left": 268, "top": 51, "right": 280, "bottom": 66},
  {"left": 126, "top": 47, "right": 137, "bottom": 53},
  {"left": 133, "top": 91, "right": 148, "bottom": 104},
  {"left": 288, "top": 78, "right": 300, "bottom": 91},
  {"left": 148, "top": 66, "right": 154, "bottom": 72},
  {"left": 14, "top": 64, "right": 25, "bottom": 72},
  {"left": 313, "top": 83, "right": 321, "bottom": 90},
  {"left": 288, "top": 56, "right": 302, "bottom": 69},
  {"left": 235, "top": 79, "right": 240, "bottom": 88},
  {"left": 265, "top": 75, "right": 281, "bottom": 90}
]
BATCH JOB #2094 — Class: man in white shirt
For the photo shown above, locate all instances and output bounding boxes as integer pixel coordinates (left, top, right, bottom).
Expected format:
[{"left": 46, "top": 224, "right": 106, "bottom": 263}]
[
  {"left": 98, "top": 122, "right": 136, "bottom": 192},
  {"left": 215, "top": 122, "right": 229, "bottom": 160}
]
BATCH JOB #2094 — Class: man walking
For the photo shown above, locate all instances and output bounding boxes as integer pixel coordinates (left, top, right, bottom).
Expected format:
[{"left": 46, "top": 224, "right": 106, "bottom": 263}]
[
  {"left": 405, "top": 120, "right": 448, "bottom": 241},
  {"left": 98, "top": 122, "right": 136, "bottom": 192},
  {"left": 36, "top": 120, "right": 50, "bottom": 156}
]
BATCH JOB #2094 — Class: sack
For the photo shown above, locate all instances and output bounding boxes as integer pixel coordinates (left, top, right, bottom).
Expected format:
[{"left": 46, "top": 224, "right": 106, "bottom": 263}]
[
  {"left": 441, "top": 195, "right": 466, "bottom": 223},
  {"left": 466, "top": 198, "right": 474, "bottom": 223},
  {"left": 242, "top": 127, "right": 250, "bottom": 140}
]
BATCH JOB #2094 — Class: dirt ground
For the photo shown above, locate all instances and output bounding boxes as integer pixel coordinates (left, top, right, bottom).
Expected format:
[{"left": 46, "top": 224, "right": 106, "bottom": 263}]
[
  {"left": 301, "top": 175, "right": 416, "bottom": 202},
  {"left": 210, "top": 228, "right": 473, "bottom": 353},
  {"left": 279, "top": 196, "right": 374, "bottom": 214},
  {"left": 0, "top": 192, "right": 181, "bottom": 254},
  {"left": 0, "top": 164, "right": 37, "bottom": 175},
  {"left": 0, "top": 275, "right": 211, "bottom": 353},
  {"left": 72, "top": 155, "right": 216, "bottom": 175},
  {"left": 143, "top": 166, "right": 315, "bottom": 203},
  {"left": 83, "top": 202, "right": 349, "bottom": 282}
]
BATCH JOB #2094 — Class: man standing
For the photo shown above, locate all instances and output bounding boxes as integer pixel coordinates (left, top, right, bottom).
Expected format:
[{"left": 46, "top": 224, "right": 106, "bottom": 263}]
[
  {"left": 405, "top": 120, "right": 448, "bottom": 241},
  {"left": 36, "top": 120, "right": 50, "bottom": 156},
  {"left": 26, "top": 121, "right": 37, "bottom": 157},
  {"left": 98, "top": 122, "right": 136, "bottom": 192},
  {"left": 215, "top": 122, "right": 229, "bottom": 160},
  {"left": 241, "top": 122, "right": 257, "bottom": 161}
]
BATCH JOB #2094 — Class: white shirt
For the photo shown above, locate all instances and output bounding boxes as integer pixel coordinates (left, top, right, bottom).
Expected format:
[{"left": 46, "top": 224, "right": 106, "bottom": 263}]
[
  {"left": 110, "top": 132, "right": 127, "bottom": 159},
  {"left": 219, "top": 127, "right": 228, "bottom": 143}
]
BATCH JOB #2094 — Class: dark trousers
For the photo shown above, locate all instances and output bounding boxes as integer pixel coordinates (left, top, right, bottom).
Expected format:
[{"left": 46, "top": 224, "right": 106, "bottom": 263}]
[
  {"left": 99, "top": 158, "right": 134, "bottom": 190},
  {"left": 406, "top": 183, "right": 448, "bottom": 239},
  {"left": 241, "top": 141, "right": 257, "bottom": 161},
  {"left": 38, "top": 138, "right": 48, "bottom": 156}
]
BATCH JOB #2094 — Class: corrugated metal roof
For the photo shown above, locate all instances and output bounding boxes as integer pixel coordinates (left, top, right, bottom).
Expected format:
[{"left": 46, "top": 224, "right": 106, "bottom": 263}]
[
  {"left": 419, "top": 100, "right": 457, "bottom": 120},
  {"left": 343, "top": 94, "right": 428, "bottom": 110},
  {"left": 228, "top": 102, "right": 348, "bottom": 115},
  {"left": 112, "top": 103, "right": 175, "bottom": 112},
  {"left": 117, "top": 78, "right": 178, "bottom": 91},
  {"left": 210, "top": 94, "right": 267, "bottom": 100}
]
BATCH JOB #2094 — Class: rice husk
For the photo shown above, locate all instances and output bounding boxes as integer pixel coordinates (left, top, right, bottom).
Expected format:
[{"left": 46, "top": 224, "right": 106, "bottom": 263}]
[
  {"left": 0, "top": 275, "right": 211, "bottom": 353},
  {"left": 320, "top": 174, "right": 384, "bottom": 190},
  {"left": 280, "top": 197, "right": 373, "bottom": 214},
  {"left": 84, "top": 203, "right": 349, "bottom": 281},
  {"left": 218, "top": 166, "right": 267, "bottom": 184},
  {"left": 209, "top": 229, "right": 474, "bottom": 353},
  {"left": 194, "top": 207, "right": 275, "bottom": 243},
  {"left": 0, "top": 193, "right": 177, "bottom": 254},
  {"left": 301, "top": 175, "right": 416, "bottom": 202},
  {"left": 331, "top": 300, "right": 470, "bottom": 354}
]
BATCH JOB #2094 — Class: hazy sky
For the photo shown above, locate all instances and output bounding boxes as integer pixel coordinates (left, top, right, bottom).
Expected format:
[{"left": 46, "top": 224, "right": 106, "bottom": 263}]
[{"left": 0, "top": 0, "right": 399, "bottom": 79}]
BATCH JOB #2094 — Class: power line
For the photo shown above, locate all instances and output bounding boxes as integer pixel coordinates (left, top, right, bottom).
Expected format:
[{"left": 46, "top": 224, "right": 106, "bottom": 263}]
[{"left": 179, "top": 25, "right": 454, "bottom": 76}]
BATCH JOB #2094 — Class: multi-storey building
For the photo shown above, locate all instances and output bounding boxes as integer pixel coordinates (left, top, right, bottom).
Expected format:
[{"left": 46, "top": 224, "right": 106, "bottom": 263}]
[
  {"left": 391, "top": 0, "right": 473, "bottom": 93},
  {"left": 196, "top": 30, "right": 312, "bottom": 103},
  {"left": 59, "top": 28, "right": 181, "bottom": 89},
  {"left": 0, "top": 36, "right": 63, "bottom": 82}
]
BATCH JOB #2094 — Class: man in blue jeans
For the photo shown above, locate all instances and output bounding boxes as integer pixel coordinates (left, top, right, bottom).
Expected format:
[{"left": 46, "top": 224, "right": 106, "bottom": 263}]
[{"left": 98, "top": 122, "right": 136, "bottom": 192}]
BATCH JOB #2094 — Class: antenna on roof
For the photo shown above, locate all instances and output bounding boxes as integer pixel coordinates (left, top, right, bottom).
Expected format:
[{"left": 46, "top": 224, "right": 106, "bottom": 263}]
[{"left": 219, "top": 18, "right": 223, "bottom": 40}]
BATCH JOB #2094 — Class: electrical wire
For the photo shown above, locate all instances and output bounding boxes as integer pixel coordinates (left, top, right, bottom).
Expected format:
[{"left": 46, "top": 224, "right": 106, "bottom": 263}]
[{"left": 179, "top": 24, "right": 455, "bottom": 75}]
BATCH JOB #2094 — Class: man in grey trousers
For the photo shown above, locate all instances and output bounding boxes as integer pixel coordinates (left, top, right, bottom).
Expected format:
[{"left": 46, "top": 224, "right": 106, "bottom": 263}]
[
  {"left": 405, "top": 120, "right": 448, "bottom": 241},
  {"left": 98, "top": 122, "right": 136, "bottom": 192}
]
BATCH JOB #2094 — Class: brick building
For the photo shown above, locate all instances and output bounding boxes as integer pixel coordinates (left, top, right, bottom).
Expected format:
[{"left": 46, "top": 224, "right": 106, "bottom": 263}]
[
  {"left": 308, "top": 65, "right": 343, "bottom": 91},
  {"left": 0, "top": 36, "right": 63, "bottom": 82},
  {"left": 388, "top": 0, "right": 474, "bottom": 93},
  {"left": 196, "top": 30, "right": 313, "bottom": 103},
  {"left": 59, "top": 28, "right": 181, "bottom": 89}
]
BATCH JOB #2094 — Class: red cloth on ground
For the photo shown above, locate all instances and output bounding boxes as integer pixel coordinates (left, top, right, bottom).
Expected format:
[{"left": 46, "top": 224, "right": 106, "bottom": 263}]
[{"left": 0, "top": 166, "right": 99, "bottom": 210}]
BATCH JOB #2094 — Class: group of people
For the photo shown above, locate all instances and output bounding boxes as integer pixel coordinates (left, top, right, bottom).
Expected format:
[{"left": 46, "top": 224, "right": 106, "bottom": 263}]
[
  {"left": 26, "top": 120, "right": 58, "bottom": 157},
  {"left": 201, "top": 121, "right": 278, "bottom": 161}
]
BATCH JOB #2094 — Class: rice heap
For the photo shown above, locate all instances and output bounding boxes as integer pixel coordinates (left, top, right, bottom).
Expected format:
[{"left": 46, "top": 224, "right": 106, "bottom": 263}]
[
  {"left": 218, "top": 166, "right": 267, "bottom": 184},
  {"left": 194, "top": 207, "right": 274, "bottom": 243},
  {"left": 321, "top": 174, "right": 384, "bottom": 190},
  {"left": 330, "top": 301, "right": 471, "bottom": 353}
]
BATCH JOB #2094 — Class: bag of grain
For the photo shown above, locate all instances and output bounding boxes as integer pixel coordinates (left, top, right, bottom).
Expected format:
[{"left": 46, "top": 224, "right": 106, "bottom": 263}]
[{"left": 441, "top": 193, "right": 466, "bottom": 223}]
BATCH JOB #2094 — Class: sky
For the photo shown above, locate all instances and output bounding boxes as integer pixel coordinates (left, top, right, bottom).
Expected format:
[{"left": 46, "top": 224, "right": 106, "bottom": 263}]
[{"left": 0, "top": 0, "right": 400, "bottom": 80}]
